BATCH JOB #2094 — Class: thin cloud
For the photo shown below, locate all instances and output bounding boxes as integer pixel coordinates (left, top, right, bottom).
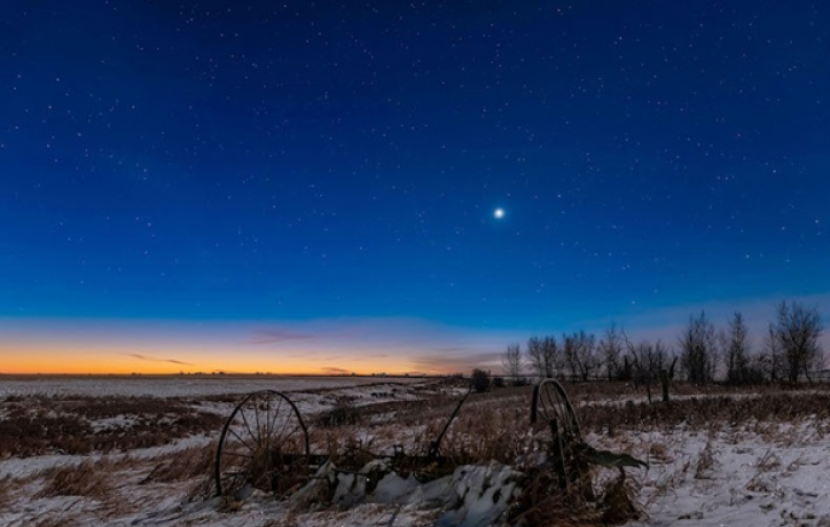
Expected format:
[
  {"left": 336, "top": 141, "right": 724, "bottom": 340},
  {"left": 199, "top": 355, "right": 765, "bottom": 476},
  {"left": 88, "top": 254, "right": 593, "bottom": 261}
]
[
  {"left": 407, "top": 350, "right": 503, "bottom": 374},
  {"left": 250, "top": 329, "right": 316, "bottom": 344},
  {"left": 126, "top": 353, "right": 194, "bottom": 366},
  {"left": 320, "top": 366, "right": 352, "bottom": 375}
]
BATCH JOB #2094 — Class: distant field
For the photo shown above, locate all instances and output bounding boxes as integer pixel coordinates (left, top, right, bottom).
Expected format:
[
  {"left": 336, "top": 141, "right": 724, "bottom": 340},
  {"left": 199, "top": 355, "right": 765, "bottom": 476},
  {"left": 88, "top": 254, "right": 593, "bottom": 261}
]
[{"left": 0, "top": 374, "right": 429, "bottom": 397}]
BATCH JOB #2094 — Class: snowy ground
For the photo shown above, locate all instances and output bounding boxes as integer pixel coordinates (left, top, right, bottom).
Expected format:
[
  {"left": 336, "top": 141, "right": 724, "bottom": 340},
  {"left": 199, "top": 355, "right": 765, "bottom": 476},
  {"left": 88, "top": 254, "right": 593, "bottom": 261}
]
[
  {"left": 0, "top": 374, "right": 427, "bottom": 398},
  {"left": 594, "top": 422, "right": 830, "bottom": 526},
  {"left": 3, "top": 378, "right": 830, "bottom": 526}
]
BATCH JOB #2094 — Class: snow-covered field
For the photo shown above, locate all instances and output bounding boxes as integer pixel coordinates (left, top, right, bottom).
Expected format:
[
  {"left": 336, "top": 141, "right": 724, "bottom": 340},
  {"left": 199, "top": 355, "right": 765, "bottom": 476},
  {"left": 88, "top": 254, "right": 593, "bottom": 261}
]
[
  {"left": 3, "top": 378, "right": 830, "bottom": 527},
  {"left": 0, "top": 374, "right": 427, "bottom": 398},
  {"left": 597, "top": 422, "right": 830, "bottom": 526}
]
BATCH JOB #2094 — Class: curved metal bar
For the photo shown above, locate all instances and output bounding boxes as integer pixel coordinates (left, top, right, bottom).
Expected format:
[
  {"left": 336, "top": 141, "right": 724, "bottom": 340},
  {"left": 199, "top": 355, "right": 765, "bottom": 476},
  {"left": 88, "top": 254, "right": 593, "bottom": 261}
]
[
  {"left": 427, "top": 383, "right": 474, "bottom": 460},
  {"left": 530, "top": 378, "right": 582, "bottom": 440}
]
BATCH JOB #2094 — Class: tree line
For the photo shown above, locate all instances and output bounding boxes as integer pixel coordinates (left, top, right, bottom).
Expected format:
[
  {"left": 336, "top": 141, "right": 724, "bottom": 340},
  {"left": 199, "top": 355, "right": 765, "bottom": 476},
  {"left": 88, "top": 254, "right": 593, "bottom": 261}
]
[{"left": 500, "top": 300, "right": 824, "bottom": 387}]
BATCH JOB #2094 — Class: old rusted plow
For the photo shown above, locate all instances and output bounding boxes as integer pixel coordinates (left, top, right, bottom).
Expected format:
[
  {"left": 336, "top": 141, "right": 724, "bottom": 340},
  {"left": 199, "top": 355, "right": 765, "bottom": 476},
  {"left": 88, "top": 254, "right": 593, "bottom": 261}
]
[
  {"left": 212, "top": 379, "right": 646, "bottom": 523},
  {"left": 213, "top": 385, "right": 473, "bottom": 500}
]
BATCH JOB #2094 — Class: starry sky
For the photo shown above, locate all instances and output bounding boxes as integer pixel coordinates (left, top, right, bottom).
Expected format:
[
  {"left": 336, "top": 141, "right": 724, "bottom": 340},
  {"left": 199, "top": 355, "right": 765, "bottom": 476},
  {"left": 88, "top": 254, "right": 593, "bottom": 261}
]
[{"left": 1, "top": 1, "right": 828, "bottom": 374}]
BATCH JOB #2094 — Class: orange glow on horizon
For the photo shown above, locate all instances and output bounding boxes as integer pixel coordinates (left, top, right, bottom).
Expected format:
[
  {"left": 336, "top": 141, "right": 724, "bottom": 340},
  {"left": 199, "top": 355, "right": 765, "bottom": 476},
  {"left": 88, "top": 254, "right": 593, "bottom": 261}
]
[
  {"left": 0, "top": 342, "right": 453, "bottom": 376},
  {"left": 0, "top": 317, "right": 514, "bottom": 376}
]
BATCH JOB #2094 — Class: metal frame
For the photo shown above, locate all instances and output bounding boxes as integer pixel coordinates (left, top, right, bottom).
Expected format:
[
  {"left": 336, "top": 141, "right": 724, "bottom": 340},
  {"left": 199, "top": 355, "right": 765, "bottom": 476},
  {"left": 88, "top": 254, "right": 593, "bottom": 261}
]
[{"left": 213, "top": 384, "right": 474, "bottom": 499}]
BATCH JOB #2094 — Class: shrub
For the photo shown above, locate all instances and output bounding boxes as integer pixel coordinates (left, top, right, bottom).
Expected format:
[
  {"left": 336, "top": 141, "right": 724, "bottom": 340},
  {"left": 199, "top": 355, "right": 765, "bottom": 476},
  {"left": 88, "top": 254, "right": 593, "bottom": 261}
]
[
  {"left": 471, "top": 368, "right": 490, "bottom": 393},
  {"left": 317, "top": 397, "right": 361, "bottom": 427}
]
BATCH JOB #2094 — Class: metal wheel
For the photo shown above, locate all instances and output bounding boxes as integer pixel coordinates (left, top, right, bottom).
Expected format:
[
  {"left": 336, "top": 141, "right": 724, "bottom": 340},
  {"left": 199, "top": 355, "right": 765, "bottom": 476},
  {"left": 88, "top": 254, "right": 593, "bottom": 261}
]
[
  {"left": 530, "top": 379, "right": 589, "bottom": 493},
  {"left": 214, "top": 390, "right": 310, "bottom": 499},
  {"left": 531, "top": 379, "right": 582, "bottom": 442}
]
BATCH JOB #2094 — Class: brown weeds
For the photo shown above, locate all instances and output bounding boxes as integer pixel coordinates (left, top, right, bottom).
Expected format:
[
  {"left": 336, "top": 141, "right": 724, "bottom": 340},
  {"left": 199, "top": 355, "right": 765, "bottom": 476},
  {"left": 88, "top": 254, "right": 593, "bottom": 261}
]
[
  {"left": 437, "top": 405, "right": 529, "bottom": 465},
  {"left": 37, "top": 460, "right": 111, "bottom": 499},
  {"left": 32, "top": 518, "right": 80, "bottom": 527},
  {"left": 577, "top": 392, "right": 830, "bottom": 435},
  {"left": 755, "top": 449, "right": 782, "bottom": 472},
  {"left": 648, "top": 443, "right": 673, "bottom": 464},
  {"left": 141, "top": 443, "right": 215, "bottom": 484},
  {"left": 0, "top": 395, "right": 223, "bottom": 457},
  {"left": 0, "top": 474, "right": 10, "bottom": 508},
  {"left": 512, "top": 466, "right": 641, "bottom": 527},
  {"left": 694, "top": 440, "right": 715, "bottom": 479}
]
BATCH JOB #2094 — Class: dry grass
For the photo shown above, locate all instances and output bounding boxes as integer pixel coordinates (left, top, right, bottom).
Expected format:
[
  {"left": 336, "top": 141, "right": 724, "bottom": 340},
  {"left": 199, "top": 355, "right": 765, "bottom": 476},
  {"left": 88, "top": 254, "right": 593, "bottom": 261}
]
[
  {"left": 316, "top": 396, "right": 362, "bottom": 428},
  {"left": 37, "top": 459, "right": 111, "bottom": 499},
  {"left": 0, "top": 395, "right": 223, "bottom": 457},
  {"left": 693, "top": 440, "right": 715, "bottom": 479},
  {"left": 32, "top": 518, "right": 80, "bottom": 527},
  {"left": 511, "top": 467, "right": 642, "bottom": 527},
  {"left": 436, "top": 405, "right": 530, "bottom": 465},
  {"left": 0, "top": 473, "right": 10, "bottom": 509},
  {"left": 141, "top": 443, "right": 216, "bottom": 484},
  {"left": 648, "top": 443, "right": 673, "bottom": 464},
  {"left": 261, "top": 518, "right": 301, "bottom": 527},
  {"left": 577, "top": 391, "right": 830, "bottom": 434},
  {"left": 554, "top": 379, "right": 820, "bottom": 405},
  {"left": 755, "top": 449, "right": 782, "bottom": 472}
]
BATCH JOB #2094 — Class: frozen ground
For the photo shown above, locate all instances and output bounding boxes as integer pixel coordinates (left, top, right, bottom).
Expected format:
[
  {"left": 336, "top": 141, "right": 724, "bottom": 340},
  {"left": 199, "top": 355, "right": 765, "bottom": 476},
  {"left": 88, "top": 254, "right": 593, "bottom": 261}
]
[
  {"left": 0, "top": 374, "right": 427, "bottom": 398},
  {"left": 3, "top": 378, "right": 830, "bottom": 526},
  {"left": 593, "top": 422, "right": 830, "bottom": 526}
]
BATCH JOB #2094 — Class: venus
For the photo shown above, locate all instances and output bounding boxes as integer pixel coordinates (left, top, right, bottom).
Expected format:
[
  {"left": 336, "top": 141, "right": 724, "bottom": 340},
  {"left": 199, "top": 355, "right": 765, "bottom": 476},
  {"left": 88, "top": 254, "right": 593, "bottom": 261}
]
[{"left": 494, "top": 208, "right": 505, "bottom": 219}]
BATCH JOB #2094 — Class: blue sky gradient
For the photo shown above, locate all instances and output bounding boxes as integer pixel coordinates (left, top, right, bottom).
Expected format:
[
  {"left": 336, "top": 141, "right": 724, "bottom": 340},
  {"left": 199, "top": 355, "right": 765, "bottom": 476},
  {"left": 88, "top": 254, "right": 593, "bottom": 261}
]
[{"left": 1, "top": 1, "right": 828, "bottom": 373}]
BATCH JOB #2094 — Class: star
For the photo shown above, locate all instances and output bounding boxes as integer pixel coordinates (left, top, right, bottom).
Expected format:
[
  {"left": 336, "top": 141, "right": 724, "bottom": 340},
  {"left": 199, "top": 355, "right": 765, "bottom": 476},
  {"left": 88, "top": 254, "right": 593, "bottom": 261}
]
[{"left": 494, "top": 208, "right": 505, "bottom": 219}]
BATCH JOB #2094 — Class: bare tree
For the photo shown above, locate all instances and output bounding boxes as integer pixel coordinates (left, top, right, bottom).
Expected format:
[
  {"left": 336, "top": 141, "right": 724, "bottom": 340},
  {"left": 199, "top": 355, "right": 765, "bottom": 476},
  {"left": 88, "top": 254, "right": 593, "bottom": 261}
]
[
  {"left": 563, "top": 330, "right": 597, "bottom": 381},
  {"left": 653, "top": 340, "right": 678, "bottom": 402},
  {"left": 526, "top": 336, "right": 557, "bottom": 379},
  {"left": 724, "top": 312, "right": 751, "bottom": 385},
  {"left": 632, "top": 340, "right": 672, "bottom": 381},
  {"left": 679, "top": 311, "right": 718, "bottom": 384},
  {"left": 543, "top": 336, "right": 560, "bottom": 378},
  {"left": 616, "top": 329, "right": 636, "bottom": 382},
  {"left": 624, "top": 337, "right": 676, "bottom": 403},
  {"left": 501, "top": 343, "right": 523, "bottom": 385},
  {"left": 758, "top": 324, "right": 784, "bottom": 382},
  {"left": 772, "top": 301, "right": 824, "bottom": 383},
  {"left": 599, "top": 324, "right": 624, "bottom": 381},
  {"left": 526, "top": 336, "right": 544, "bottom": 379}
]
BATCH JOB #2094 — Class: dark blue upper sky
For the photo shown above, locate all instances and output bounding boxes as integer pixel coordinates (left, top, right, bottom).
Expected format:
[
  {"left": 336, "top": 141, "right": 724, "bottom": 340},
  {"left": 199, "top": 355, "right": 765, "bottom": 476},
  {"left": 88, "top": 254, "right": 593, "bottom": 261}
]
[{"left": 1, "top": 0, "right": 828, "bottom": 336}]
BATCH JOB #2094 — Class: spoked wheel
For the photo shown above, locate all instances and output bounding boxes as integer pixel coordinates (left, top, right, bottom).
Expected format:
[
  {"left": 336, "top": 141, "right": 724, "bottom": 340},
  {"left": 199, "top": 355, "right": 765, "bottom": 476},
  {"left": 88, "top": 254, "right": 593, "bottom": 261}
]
[
  {"left": 530, "top": 379, "right": 588, "bottom": 494},
  {"left": 214, "top": 390, "right": 310, "bottom": 499},
  {"left": 531, "top": 379, "right": 582, "bottom": 441}
]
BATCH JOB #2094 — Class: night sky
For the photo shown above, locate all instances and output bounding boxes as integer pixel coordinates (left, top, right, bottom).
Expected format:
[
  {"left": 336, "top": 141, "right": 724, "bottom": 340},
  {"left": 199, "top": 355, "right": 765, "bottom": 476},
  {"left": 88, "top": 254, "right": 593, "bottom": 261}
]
[{"left": 1, "top": 1, "right": 828, "bottom": 374}]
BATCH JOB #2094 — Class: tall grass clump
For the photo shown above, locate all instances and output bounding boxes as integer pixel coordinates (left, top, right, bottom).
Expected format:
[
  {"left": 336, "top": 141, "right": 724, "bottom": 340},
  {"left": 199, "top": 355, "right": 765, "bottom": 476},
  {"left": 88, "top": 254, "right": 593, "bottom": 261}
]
[{"left": 37, "top": 460, "right": 110, "bottom": 499}]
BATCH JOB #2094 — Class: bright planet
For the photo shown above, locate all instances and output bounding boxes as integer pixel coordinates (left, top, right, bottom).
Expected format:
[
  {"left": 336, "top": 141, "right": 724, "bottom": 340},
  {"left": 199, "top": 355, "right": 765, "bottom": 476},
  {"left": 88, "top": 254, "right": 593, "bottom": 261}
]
[{"left": 494, "top": 208, "right": 505, "bottom": 219}]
